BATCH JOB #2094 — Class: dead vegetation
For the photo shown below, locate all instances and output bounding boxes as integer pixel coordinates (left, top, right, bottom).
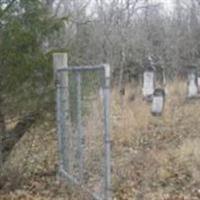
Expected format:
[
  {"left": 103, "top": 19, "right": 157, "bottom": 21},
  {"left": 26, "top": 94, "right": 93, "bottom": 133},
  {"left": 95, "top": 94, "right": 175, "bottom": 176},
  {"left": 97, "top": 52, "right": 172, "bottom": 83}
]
[
  {"left": 111, "top": 81, "right": 200, "bottom": 200},
  {"left": 1, "top": 81, "right": 200, "bottom": 200}
]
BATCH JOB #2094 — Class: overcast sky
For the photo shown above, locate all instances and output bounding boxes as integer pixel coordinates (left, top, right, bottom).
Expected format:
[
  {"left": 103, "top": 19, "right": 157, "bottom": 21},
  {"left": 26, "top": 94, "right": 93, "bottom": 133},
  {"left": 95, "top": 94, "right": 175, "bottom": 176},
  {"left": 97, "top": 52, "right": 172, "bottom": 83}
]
[
  {"left": 87, "top": 0, "right": 175, "bottom": 15},
  {"left": 91, "top": 0, "right": 175, "bottom": 11},
  {"left": 152, "top": 0, "right": 174, "bottom": 11}
]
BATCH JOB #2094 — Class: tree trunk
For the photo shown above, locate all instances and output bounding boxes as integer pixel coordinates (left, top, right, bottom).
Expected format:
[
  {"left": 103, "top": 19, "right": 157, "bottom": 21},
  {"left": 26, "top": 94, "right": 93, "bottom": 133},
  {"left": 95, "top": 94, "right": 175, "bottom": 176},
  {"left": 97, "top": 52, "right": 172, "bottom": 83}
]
[
  {"left": 0, "top": 97, "right": 5, "bottom": 167},
  {"left": 118, "top": 47, "right": 126, "bottom": 107}
]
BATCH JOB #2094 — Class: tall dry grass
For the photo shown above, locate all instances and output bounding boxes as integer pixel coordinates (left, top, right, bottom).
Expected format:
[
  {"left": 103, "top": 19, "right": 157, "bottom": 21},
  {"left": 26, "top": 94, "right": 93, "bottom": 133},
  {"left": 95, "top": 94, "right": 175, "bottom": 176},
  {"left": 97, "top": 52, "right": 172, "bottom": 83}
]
[
  {"left": 111, "top": 81, "right": 200, "bottom": 199},
  {"left": 2, "top": 80, "right": 200, "bottom": 200}
]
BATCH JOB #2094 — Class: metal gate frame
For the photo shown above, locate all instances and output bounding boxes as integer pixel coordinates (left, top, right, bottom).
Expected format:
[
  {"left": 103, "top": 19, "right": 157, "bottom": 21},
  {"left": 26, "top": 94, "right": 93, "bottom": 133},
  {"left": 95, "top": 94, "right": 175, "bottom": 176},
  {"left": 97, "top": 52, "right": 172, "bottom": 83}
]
[{"left": 53, "top": 53, "right": 111, "bottom": 200}]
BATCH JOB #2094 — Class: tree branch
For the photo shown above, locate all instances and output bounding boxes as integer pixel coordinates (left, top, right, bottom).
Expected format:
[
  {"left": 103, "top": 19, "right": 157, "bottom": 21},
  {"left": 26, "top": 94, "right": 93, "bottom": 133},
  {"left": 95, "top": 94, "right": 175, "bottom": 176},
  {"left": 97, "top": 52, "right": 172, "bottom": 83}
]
[{"left": 0, "top": 0, "right": 17, "bottom": 18}]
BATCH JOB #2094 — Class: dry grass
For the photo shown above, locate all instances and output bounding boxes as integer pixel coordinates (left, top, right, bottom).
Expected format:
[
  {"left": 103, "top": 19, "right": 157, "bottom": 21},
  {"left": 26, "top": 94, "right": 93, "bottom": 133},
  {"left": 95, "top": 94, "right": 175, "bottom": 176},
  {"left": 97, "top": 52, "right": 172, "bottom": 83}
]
[
  {"left": 2, "top": 81, "right": 200, "bottom": 199},
  {"left": 111, "top": 81, "right": 200, "bottom": 199}
]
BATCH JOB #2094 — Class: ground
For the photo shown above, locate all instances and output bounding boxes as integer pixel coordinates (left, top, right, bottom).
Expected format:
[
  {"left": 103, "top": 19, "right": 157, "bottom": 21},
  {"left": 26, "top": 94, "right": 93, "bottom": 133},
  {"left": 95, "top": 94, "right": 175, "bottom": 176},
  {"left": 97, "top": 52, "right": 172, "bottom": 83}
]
[{"left": 1, "top": 81, "right": 200, "bottom": 200}]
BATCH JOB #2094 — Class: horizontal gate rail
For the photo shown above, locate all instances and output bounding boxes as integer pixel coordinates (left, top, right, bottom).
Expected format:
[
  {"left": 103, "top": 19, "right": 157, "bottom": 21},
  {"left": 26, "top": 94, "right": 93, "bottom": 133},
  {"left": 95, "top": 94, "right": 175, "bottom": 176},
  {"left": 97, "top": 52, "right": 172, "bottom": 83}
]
[{"left": 57, "top": 65, "right": 105, "bottom": 73}]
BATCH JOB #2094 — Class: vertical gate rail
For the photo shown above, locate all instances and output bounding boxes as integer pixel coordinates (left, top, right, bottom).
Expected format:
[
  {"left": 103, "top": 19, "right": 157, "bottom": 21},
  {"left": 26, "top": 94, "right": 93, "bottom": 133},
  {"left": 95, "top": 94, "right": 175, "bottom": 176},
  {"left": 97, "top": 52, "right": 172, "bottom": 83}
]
[
  {"left": 102, "top": 64, "right": 112, "bottom": 200},
  {"left": 53, "top": 53, "right": 112, "bottom": 200},
  {"left": 76, "top": 71, "right": 84, "bottom": 183}
]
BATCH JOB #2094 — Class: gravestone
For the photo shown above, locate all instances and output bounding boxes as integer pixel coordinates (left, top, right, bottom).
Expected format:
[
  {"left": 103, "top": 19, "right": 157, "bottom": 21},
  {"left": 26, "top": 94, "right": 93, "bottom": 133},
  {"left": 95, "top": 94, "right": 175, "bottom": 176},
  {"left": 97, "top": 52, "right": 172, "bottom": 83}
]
[
  {"left": 151, "top": 88, "right": 165, "bottom": 116},
  {"left": 187, "top": 66, "right": 198, "bottom": 98},
  {"left": 142, "top": 67, "right": 155, "bottom": 101},
  {"left": 197, "top": 71, "right": 200, "bottom": 93}
]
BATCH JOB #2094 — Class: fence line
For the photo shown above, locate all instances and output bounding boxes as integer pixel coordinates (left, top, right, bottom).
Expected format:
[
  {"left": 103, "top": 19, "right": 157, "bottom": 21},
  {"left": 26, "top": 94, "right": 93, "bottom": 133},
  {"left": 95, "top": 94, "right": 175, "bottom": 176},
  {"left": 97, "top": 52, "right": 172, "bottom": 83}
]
[{"left": 53, "top": 53, "right": 112, "bottom": 200}]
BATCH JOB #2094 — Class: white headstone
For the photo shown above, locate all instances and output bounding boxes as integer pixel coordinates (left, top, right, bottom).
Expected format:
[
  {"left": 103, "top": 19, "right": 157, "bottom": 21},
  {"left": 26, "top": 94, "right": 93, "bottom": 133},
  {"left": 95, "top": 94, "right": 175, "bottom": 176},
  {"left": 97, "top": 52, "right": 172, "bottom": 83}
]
[
  {"left": 143, "top": 71, "right": 154, "bottom": 97},
  {"left": 197, "top": 77, "right": 200, "bottom": 91},
  {"left": 188, "top": 73, "right": 198, "bottom": 98},
  {"left": 151, "top": 95, "right": 164, "bottom": 115}
]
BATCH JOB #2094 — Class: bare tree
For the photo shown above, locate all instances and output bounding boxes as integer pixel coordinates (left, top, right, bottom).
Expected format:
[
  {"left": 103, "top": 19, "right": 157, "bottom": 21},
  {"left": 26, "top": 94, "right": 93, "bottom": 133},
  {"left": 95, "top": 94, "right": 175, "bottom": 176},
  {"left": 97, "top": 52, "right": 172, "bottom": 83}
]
[{"left": 46, "top": 0, "right": 200, "bottom": 82}]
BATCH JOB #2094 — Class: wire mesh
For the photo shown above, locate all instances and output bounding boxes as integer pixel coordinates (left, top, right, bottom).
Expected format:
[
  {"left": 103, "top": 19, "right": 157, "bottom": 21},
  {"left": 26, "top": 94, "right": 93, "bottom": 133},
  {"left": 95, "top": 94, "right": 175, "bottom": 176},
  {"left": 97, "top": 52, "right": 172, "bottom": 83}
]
[{"left": 56, "top": 65, "right": 111, "bottom": 200}]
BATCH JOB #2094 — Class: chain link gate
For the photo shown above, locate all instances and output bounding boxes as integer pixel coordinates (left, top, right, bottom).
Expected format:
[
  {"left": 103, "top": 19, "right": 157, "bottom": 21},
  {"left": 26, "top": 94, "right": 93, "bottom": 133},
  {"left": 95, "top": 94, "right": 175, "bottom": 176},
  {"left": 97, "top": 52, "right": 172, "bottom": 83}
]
[{"left": 53, "top": 53, "right": 111, "bottom": 200}]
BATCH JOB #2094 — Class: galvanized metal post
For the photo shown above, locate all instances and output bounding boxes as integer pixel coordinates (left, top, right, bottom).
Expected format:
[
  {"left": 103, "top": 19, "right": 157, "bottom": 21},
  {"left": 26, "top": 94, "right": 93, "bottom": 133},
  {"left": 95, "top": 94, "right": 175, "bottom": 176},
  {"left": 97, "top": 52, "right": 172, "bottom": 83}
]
[
  {"left": 76, "top": 72, "right": 84, "bottom": 183},
  {"left": 55, "top": 77, "right": 63, "bottom": 170},
  {"left": 102, "top": 64, "right": 112, "bottom": 200},
  {"left": 53, "top": 53, "right": 70, "bottom": 173}
]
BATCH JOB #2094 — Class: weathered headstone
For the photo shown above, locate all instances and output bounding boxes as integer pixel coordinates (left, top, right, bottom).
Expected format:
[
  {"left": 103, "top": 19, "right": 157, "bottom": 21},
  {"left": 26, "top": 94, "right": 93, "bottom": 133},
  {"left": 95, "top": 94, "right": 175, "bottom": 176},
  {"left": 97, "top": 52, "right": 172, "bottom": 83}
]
[
  {"left": 197, "top": 71, "right": 200, "bottom": 93},
  {"left": 187, "top": 66, "right": 198, "bottom": 98},
  {"left": 151, "top": 88, "right": 165, "bottom": 116},
  {"left": 143, "top": 68, "right": 155, "bottom": 101}
]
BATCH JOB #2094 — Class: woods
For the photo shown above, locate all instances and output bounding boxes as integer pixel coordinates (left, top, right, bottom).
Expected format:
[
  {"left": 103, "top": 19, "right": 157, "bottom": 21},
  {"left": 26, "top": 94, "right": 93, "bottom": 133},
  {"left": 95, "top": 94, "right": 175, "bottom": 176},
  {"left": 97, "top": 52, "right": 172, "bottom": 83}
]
[
  {"left": 1, "top": 0, "right": 200, "bottom": 200},
  {"left": 0, "top": 0, "right": 63, "bottom": 162},
  {"left": 1, "top": 0, "right": 200, "bottom": 118},
  {"left": 1, "top": 0, "right": 200, "bottom": 113}
]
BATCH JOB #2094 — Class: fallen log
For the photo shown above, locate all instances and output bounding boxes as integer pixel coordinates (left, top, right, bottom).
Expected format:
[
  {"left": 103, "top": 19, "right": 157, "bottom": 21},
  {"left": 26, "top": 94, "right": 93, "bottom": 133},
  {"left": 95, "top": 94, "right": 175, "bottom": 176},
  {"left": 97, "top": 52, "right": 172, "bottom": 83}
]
[{"left": 2, "top": 112, "right": 39, "bottom": 162}]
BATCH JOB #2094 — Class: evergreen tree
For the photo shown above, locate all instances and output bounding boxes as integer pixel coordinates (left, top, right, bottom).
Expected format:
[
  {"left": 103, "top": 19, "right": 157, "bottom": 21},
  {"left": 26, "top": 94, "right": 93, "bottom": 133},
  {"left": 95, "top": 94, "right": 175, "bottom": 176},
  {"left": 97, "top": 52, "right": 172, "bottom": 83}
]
[{"left": 0, "top": 0, "right": 64, "bottom": 162}]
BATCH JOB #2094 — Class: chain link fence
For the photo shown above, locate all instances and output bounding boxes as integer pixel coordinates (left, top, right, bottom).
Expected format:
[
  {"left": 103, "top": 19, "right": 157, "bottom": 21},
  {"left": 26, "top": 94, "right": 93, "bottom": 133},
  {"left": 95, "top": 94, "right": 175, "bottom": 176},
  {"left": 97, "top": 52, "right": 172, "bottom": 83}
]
[{"left": 54, "top": 53, "right": 111, "bottom": 200}]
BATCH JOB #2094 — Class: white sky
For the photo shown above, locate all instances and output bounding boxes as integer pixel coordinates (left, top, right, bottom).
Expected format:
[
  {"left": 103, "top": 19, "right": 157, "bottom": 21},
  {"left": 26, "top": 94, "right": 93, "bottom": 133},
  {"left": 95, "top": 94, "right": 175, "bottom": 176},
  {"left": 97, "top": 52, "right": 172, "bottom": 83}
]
[
  {"left": 153, "top": 0, "right": 175, "bottom": 11},
  {"left": 54, "top": 0, "right": 176, "bottom": 16},
  {"left": 89, "top": 0, "right": 175, "bottom": 12}
]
